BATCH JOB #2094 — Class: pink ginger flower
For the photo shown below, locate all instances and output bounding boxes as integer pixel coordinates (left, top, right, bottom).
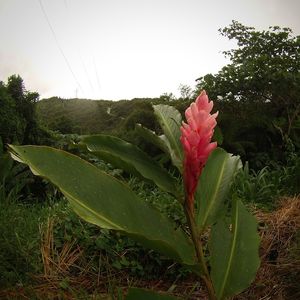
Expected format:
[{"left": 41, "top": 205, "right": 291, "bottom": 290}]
[{"left": 180, "top": 91, "right": 218, "bottom": 207}]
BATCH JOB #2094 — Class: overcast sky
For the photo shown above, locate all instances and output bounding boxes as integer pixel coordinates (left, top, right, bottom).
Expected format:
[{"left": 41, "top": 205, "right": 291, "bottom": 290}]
[{"left": 0, "top": 0, "right": 299, "bottom": 100}]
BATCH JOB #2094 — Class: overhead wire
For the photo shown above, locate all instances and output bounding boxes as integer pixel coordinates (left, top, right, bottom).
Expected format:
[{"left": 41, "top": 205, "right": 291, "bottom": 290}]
[
  {"left": 79, "top": 52, "right": 95, "bottom": 93},
  {"left": 38, "top": 0, "right": 84, "bottom": 94},
  {"left": 63, "top": 0, "right": 95, "bottom": 94},
  {"left": 93, "top": 56, "right": 102, "bottom": 94}
]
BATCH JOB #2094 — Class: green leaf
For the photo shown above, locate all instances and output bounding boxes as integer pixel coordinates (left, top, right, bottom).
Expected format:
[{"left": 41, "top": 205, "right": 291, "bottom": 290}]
[
  {"left": 80, "top": 135, "right": 178, "bottom": 196},
  {"left": 210, "top": 199, "right": 260, "bottom": 300},
  {"left": 213, "top": 126, "right": 224, "bottom": 145},
  {"left": 153, "top": 105, "right": 183, "bottom": 171},
  {"left": 125, "top": 288, "right": 182, "bottom": 300},
  {"left": 9, "top": 145, "right": 196, "bottom": 266},
  {"left": 195, "top": 148, "right": 242, "bottom": 230},
  {"left": 135, "top": 123, "right": 169, "bottom": 154}
]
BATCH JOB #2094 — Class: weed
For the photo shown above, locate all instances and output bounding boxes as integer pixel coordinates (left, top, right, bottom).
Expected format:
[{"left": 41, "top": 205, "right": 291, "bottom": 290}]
[
  {"left": 231, "top": 163, "right": 278, "bottom": 209},
  {"left": 231, "top": 155, "right": 300, "bottom": 210}
]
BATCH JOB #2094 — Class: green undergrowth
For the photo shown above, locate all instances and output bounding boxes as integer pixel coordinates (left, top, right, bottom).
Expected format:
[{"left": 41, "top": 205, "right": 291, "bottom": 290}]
[
  {"left": 0, "top": 152, "right": 298, "bottom": 291},
  {"left": 231, "top": 154, "right": 300, "bottom": 210},
  {"left": 0, "top": 197, "right": 48, "bottom": 287},
  {"left": 0, "top": 180, "right": 189, "bottom": 289}
]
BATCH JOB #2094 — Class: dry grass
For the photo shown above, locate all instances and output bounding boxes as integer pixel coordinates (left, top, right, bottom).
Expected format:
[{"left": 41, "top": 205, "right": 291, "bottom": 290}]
[
  {"left": 237, "top": 196, "right": 300, "bottom": 300},
  {"left": 0, "top": 196, "right": 299, "bottom": 299}
]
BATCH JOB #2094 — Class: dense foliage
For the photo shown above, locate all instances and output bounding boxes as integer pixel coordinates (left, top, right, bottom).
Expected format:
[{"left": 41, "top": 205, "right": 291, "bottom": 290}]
[
  {"left": 36, "top": 97, "right": 158, "bottom": 134},
  {"left": 195, "top": 21, "right": 300, "bottom": 167},
  {"left": 0, "top": 75, "right": 51, "bottom": 145}
]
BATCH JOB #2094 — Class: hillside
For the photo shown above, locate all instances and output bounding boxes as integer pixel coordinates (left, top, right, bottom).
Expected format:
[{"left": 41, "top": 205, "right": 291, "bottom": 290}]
[{"left": 36, "top": 97, "right": 161, "bottom": 135}]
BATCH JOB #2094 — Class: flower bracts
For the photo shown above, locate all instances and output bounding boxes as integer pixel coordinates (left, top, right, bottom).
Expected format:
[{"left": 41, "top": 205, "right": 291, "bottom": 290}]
[{"left": 180, "top": 91, "right": 218, "bottom": 207}]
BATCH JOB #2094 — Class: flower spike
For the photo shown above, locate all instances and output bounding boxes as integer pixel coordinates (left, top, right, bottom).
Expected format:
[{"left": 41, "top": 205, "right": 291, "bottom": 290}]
[{"left": 180, "top": 91, "right": 218, "bottom": 210}]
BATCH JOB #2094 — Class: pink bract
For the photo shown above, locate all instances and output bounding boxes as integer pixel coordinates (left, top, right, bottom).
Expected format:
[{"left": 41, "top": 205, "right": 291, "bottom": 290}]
[{"left": 180, "top": 91, "right": 218, "bottom": 206}]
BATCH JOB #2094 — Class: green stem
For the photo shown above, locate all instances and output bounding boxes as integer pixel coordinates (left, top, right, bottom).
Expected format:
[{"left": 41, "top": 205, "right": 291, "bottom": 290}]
[{"left": 184, "top": 199, "right": 216, "bottom": 300}]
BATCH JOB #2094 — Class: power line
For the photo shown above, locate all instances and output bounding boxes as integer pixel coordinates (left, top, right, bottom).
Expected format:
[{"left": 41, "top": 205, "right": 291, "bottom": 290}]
[
  {"left": 79, "top": 52, "right": 94, "bottom": 92},
  {"left": 38, "top": 0, "right": 84, "bottom": 94},
  {"left": 63, "top": 1, "right": 94, "bottom": 93},
  {"left": 93, "top": 56, "right": 101, "bottom": 94}
]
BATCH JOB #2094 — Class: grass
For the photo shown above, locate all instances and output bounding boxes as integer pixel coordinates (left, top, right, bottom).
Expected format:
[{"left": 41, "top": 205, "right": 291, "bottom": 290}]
[{"left": 0, "top": 197, "right": 49, "bottom": 288}]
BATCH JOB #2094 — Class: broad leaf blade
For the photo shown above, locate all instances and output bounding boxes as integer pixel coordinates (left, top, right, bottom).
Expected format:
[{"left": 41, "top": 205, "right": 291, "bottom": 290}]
[
  {"left": 80, "top": 135, "right": 178, "bottom": 196},
  {"left": 135, "top": 123, "right": 169, "bottom": 154},
  {"left": 195, "top": 148, "right": 242, "bottom": 230},
  {"left": 9, "top": 145, "right": 196, "bottom": 266},
  {"left": 153, "top": 105, "right": 183, "bottom": 171},
  {"left": 126, "top": 288, "right": 182, "bottom": 300},
  {"left": 210, "top": 199, "right": 260, "bottom": 299}
]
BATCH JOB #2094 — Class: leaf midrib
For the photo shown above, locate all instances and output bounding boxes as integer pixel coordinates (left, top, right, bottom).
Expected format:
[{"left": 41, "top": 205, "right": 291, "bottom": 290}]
[
  {"left": 218, "top": 201, "right": 239, "bottom": 299},
  {"left": 199, "top": 158, "right": 227, "bottom": 229},
  {"left": 88, "top": 148, "right": 177, "bottom": 194},
  {"left": 155, "top": 106, "right": 183, "bottom": 161},
  {"left": 62, "top": 189, "right": 196, "bottom": 267},
  {"left": 63, "top": 188, "right": 124, "bottom": 230}
]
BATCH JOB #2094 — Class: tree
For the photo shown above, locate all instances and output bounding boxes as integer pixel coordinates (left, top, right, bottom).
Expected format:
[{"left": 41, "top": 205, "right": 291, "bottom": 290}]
[
  {"left": 178, "top": 84, "right": 192, "bottom": 100},
  {"left": 195, "top": 21, "right": 300, "bottom": 164},
  {"left": 0, "top": 83, "right": 23, "bottom": 143},
  {"left": 159, "top": 92, "right": 176, "bottom": 102},
  {"left": 0, "top": 75, "right": 42, "bottom": 144},
  {"left": 6, "top": 75, "right": 25, "bottom": 103}
]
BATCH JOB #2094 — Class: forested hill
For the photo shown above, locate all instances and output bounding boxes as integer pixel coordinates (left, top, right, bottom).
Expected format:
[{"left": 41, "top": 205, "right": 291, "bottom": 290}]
[
  {"left": 36, "top": 96, "right": 167, "bottom": 135},
  {"left": 36, "top": 93, "right": 300, "bottom": 171}
]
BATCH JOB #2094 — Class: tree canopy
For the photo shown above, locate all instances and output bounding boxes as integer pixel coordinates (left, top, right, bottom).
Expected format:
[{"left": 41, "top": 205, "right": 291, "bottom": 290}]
[
  {"left": 195, "top": 21, "right": 300, "bottom": 166},
  {"left": 0, "top": 75, "right": 45, "bottom": 144}
]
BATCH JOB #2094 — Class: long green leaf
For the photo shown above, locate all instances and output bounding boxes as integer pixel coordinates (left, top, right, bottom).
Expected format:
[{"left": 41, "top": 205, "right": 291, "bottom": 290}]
[
  {"left": 195, "top": 148, "right": 242, "bottom": 230},
  {"left": 135, "top": 123, "right": 169, "bottom": 154},
  {"left": 153, "top": 105, "right": 183, "bottom": 171},
  {"left": 126, "top": 288, "right": 182, "bottom": 300},
  {"left": 9, "top": 145, "right": 196, "bottom": 266},
  {"left": 80, "top": 135, "right": 178, "bottom": 196},
  {"left": 210, "top": 199, "right": 260, "bottom": 299}
]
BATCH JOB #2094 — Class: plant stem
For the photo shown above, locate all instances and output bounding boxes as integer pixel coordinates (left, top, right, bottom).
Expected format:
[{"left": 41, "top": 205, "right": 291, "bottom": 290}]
[{"left": 184, "top": 200, "right": 216, "bottom": 300}]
